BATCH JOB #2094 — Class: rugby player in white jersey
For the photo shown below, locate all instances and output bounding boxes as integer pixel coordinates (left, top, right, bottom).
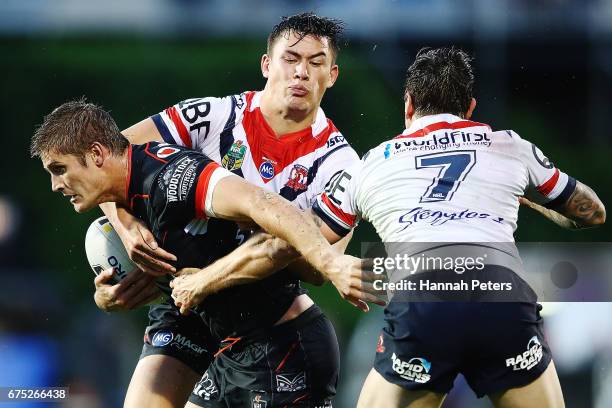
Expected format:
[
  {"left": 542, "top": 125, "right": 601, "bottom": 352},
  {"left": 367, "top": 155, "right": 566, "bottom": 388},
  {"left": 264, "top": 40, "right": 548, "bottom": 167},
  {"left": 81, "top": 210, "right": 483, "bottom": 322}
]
[
  {"left": 312, "top": 47, "right": 605, "bottom": 407},
  {"left": 91, "top": 13, "right": 381, "bottom": 408}
]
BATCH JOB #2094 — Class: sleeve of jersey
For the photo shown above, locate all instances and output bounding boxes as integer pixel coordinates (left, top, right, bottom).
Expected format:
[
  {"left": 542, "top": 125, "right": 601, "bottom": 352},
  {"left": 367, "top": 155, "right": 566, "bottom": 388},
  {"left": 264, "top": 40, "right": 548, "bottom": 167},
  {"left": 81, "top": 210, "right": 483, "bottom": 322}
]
[
  {"left": 193, "top": 163, "right": 236, "bottom": 220},
  {"left": 521, "top": 137, "right": 576, "bottom": 209},
  {"left": 312, "top": 138, "right": 361, "bottom": 200},
  {"left": 312, "top": 164, "right": 361, "bottom": 237},
  {"left": 150, "top": 96, "right": 233, "bottom": 151}
]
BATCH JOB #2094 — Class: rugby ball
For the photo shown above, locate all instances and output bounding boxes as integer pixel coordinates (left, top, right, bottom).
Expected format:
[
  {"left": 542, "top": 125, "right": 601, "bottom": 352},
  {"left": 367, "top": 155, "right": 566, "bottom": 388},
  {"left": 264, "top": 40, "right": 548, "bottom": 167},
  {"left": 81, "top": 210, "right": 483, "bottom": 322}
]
[{"left": 85, "top": 216, "right": 138, "bottom": 284}]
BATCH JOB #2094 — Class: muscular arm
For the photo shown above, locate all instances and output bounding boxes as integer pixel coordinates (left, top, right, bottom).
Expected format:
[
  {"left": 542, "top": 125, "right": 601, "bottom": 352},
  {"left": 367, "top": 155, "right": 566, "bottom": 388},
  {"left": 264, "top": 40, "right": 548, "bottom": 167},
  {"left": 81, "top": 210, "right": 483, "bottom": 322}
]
[
  {"left": 179, "top": 218, "right": 351, "bottom": 298},
  {"left": 521, "top": 180, "right": 606, "bottom": 229},
  {"left": 171, "top": 232, "right": 299, "bottom": 304},
  {"left": 122, "top": 117, "right": 164, "bottom": 144},
  {"left": 211, "top": 176, "right": 338, "bottom": 271},
  {"left": 170, "top": 176, "right": 382, "bottom": 313},
  {"left": 288, "top": 215, "right": 352, "bottom": 286}
]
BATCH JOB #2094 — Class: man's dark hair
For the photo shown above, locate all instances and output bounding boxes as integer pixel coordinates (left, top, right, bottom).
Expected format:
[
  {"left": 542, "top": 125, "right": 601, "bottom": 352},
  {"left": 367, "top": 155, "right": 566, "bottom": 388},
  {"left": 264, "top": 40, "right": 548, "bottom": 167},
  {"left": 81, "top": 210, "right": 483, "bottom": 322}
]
[
  {"left": 267, "top": 13, "right": 345, "bottom": 61},
  {"left": 31, "top": 98, "right": 129, "bottom": 163},
  {"left": 404, "top": 47, "right": 475, "bottom": 117}
]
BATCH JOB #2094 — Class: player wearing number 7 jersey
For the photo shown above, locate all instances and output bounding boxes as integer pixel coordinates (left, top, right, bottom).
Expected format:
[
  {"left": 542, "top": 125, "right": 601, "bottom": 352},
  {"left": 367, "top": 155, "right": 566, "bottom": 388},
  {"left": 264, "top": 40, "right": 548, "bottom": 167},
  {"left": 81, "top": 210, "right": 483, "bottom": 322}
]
[{"left": 313, "top": 47, "right": 605, "bottom": 407}]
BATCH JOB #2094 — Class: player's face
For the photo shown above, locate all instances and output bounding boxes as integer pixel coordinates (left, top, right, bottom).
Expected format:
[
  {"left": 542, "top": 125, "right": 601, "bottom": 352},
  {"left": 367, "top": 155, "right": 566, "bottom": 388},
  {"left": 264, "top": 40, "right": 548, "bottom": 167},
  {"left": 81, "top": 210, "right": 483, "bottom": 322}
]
[
  {"left": 42, "top": 151, "right": 103, "bottom": 213},
  {"left": 263, "top": 32, "right": 339, "bottom": 114}
]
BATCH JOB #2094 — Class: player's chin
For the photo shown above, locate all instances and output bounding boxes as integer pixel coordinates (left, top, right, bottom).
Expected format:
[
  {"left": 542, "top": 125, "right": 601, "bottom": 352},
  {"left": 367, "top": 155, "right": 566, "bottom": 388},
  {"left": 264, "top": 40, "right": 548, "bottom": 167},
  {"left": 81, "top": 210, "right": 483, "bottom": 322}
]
[
  {"left": 73, "top": 200, "right": 94, "bottom": 213},
  {"left": 287, "top": 97, "right": 311, "bottom": 111}
]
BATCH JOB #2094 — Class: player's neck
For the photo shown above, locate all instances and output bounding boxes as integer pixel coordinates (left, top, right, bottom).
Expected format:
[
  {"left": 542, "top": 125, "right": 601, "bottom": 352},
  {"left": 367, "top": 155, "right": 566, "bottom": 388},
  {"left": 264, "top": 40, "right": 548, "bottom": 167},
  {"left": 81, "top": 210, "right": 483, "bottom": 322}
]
[
  {"left": 407, "top": 112, "right": 466, "bottom": 129},
  {"left": 259, "top": 94, "right": 317, "bottom": 137},
  {"left": 100, "top": 149, "right": 131, "bottom": 207}
]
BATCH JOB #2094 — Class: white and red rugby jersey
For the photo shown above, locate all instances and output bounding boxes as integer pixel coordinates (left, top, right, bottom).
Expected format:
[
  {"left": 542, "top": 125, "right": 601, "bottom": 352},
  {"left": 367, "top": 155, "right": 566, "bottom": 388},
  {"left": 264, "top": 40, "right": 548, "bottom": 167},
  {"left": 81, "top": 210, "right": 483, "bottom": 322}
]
[
  {"left": 151, "top": 91, "right": 359, "bottom": 210},
  {"left": 313, "top": 113, "right": 576, "bottom": 242}
]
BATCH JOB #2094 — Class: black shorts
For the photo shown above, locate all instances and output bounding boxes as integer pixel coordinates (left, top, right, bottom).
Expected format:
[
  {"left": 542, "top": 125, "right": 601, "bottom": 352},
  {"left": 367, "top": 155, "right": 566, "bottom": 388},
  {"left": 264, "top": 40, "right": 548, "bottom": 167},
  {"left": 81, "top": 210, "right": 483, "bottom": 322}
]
[
  {"left": 140, "top": 301, "right": 217, "bottom": 375},
  {"left": 189, "top": 305, "right": 339, "bottom": 407},
  {"left": 374, "top": 300, "right": 552, "bottom": 398}
]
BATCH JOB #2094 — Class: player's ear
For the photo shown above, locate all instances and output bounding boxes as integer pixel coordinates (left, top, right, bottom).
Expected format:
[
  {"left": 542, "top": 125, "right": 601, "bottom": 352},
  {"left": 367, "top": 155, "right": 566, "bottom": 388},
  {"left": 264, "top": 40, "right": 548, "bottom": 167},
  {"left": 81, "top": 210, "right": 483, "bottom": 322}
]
[
  {"left": 261, "top": 54, "right": 271, "bottom": 79},
  {"left": 404, "top": 93, "right": 415, "bottom": 126},
  {"left": 327, "top": 64, "right": 339, "bottom": 88},
  {"left": 465, "top": 98, "right": 477, "bottom": 119},
  {"left": 89, "top": 142, "right": 107, "bottom": 168}
]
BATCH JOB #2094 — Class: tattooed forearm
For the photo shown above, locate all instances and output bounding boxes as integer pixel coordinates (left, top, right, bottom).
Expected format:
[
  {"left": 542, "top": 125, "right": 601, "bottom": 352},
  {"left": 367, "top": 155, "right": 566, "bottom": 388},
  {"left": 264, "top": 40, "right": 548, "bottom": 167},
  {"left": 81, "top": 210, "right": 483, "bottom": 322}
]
[
  {"left": 520, "top": 181, "right": 606, "bottom": 230},
  {"left": 519, "top": 197, "right": 580, "bottom": 229},
  {"left": 562, "top": 181, "right": 606, "bottom": 227}
]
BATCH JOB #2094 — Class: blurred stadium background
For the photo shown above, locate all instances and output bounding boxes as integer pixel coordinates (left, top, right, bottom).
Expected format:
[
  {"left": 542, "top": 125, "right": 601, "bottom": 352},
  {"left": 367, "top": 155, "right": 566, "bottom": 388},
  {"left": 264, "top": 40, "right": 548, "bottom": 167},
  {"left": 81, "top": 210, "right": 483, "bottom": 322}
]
[{"left": 1, "top": 0, "right": 611, "bottom": 407}]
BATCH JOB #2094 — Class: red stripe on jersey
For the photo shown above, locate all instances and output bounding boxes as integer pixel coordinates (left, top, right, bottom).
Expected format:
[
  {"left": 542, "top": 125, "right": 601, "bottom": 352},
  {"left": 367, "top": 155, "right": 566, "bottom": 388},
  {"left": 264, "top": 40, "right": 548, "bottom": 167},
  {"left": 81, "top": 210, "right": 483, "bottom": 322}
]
[
  {"left": 321, "top": 193, "right": 356, "bottom": 227},
  {"left": 537, "top": 168, "right": 560, "bottom": 196},
  {"left": 242, "top": 104, "right": 333, "bottom": 183},
  {"left": 165, "top": 106, "right": 192, "bottom": 148},
  {"left": 125, "top": 145, "right": 133, "bottom": 201},
  {"left": 275, "top": 341, "right": 299, "bottom": 372},
  {"left": 291, "top": 394, "right": 309, "bottom": 404},
  {"left": 395, "top": 120, "right": 491, "bottom": 139},
  {"left": 144, "top": 143, "right": 168, "bottom": 164},
  {"left": 195, "top": 162, "right": 221, "bottom": 219}
]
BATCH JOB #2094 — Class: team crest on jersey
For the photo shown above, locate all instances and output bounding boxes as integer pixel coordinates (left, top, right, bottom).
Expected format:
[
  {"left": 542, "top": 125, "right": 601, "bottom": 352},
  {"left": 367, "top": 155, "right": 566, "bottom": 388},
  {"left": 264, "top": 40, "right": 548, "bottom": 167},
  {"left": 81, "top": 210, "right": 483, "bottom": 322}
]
[
  {"left": 285, "top": 164, "right": 309, "bottom": 191},
  {"left": 222, "top": 140, "right": 247, "bottom": 171},
  {"left": 276, "top": 372, "right": 306, "bottom": 392},
  {"left": 259, "top": 159, "right": 275, "bottom": 180},
  {"left": 157, "top": 146, "right": 180, "bottom": 159}
]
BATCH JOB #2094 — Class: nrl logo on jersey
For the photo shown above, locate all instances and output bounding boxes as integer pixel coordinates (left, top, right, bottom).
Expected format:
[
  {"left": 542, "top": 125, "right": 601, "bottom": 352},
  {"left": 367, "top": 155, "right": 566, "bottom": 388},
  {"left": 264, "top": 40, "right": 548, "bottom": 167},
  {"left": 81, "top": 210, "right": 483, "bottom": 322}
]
[
  {"left": 222, "top": 140, "right": 247, "bottom": 171},
  {"left": 252, "top": 394, "right": 267, "bottom": 408}
]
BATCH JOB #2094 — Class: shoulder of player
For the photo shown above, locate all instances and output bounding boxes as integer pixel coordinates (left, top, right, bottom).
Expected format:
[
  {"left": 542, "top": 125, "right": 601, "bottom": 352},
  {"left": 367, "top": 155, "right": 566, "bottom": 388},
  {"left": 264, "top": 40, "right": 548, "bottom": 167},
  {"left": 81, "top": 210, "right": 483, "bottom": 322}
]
[
  {"left": 316, "top": 118, "right": 357, "bottom": 153},
  {"left": 489, "top": 129, "right": 555, "bottom": 171},
  {"left": 360, "top": 138, "right": 395, "bottom": 164},
  {"left": 151, "top": 146, "right": 211, "bottom": 192},
  {"left": 494, "top": 128, "right": 521, "bottom": 140},
  {"left": 494, "top": 129, "right": 537, "bottom": 151},
  {"left": 141, "top": 142, "right": 213, "bottom": 168},
  {"left": 177, "top": 92, "right": 249, "bottom": 120}
]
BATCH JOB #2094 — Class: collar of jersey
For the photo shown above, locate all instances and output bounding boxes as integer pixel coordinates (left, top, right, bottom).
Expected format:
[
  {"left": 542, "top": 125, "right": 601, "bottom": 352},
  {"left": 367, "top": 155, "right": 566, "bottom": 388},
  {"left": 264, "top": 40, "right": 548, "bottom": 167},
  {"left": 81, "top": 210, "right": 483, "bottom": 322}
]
[
  {"left": 244, "top": 91, "right": 334, "bottom": 183},
  {"left": 125, "top": 144, "right": 133, "bottom": 203},
  {"left": 248, "top": 91, "right": 329, "bottom": 143},
  {"left": 397, "top": 113, "right": 490, "bottom": 139}
]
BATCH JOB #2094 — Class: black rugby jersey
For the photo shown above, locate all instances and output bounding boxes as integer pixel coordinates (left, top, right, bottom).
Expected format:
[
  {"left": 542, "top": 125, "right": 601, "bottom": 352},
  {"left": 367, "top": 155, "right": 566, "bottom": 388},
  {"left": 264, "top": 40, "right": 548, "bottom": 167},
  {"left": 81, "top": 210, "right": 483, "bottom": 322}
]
[{"left": 128, "top": 142, "right": 304, "bottom": 339}]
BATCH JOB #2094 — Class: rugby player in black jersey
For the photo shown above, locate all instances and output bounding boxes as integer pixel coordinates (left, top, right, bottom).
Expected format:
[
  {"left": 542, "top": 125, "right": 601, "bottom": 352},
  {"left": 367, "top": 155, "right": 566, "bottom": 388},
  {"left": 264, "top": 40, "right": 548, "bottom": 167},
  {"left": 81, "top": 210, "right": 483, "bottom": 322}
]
[
  {"left": 79, "top": 13, "right": 377, "bottom": 408},
  {"left": 32, "top": 98, "right": 382, "bottom": 407}
]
